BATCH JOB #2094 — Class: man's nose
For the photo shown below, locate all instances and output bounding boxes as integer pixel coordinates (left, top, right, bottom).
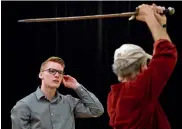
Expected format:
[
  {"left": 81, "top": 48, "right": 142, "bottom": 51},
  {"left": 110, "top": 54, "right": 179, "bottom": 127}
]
[{"left": 54, "top": 72, "right": 60, "bottom": 78}]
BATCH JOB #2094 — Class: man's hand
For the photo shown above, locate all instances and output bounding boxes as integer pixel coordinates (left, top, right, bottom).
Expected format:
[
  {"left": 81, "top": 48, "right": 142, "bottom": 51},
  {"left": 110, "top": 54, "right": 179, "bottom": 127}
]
[
  {"left": 136, "top": 4, "right": 156, "bottom": 23},
  {"left": 136, "top": 4, "right": 167, "bottom": 26},
  {"left": 135, "top": 4, "right": 171, "bottom": 42},
  {"left": 63, "top": 75, "right": 80, "bottom": 89},
  {"left": 152, "top": 3, "right": 167, "bottom": 26}
]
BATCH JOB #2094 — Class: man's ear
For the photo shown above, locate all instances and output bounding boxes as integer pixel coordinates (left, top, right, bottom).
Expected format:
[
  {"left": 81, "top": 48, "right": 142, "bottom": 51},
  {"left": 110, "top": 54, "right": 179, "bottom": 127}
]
[
  {"left": 140, "top": 63, "right": 147, "bottom": 73},
  {"left": 39, "top": 72, "right": 43, "bottom": 79},
  {"left": 118, "top": 76, "right": 122, "bottom": 82}
]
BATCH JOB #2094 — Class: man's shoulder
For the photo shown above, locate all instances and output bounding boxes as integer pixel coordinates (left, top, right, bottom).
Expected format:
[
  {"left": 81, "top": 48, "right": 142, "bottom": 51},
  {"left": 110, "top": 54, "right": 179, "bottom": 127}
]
[
  {"left": 11, "top": 91, "right": 36, "bottom": 112},
  {"left": 17, "top": 91, "right": 36, "bottom": 105}
]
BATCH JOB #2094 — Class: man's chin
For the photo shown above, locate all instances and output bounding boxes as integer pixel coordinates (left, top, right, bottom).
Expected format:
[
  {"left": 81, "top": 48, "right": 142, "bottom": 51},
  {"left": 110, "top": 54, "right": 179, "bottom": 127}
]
[{"left": 49, "top": 84, "right": 60, "bottom": 89}]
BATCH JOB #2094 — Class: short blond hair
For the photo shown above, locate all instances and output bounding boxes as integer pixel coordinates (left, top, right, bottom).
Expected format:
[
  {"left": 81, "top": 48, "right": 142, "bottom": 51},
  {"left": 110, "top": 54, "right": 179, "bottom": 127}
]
[{"left": 40, "top": 56, "right": 65, "bottom": 72}]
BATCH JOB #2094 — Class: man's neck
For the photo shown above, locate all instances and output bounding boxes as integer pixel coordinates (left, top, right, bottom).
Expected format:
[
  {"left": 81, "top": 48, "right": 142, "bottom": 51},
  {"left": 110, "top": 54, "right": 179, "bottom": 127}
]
[
  {"left": 40, "top": 84, "right": 57, "bottom": 101},
  {"left": 121, "top": 72, "right": 140, "bottom": 82}
]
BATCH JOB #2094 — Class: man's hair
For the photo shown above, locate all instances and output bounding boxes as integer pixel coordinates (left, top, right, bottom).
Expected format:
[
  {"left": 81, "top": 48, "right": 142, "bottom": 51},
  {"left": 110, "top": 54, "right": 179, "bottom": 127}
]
[
  {"left": 40, "top": 56, "right": 65, "bottom": 72},
  {"left": 112, "top": 56, "right": 147, "bottom": 81}
]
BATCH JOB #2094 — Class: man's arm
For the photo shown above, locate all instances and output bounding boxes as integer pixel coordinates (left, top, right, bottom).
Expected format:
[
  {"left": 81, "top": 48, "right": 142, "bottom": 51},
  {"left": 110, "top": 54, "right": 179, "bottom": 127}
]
[
  {"left": 68, "top": 85, "right": 104, "bottom": 118},
  {"left": 10, "top": 101, "right": 31, "bottom": 129},
  {"left": 135, "top": 4, "right": 177, "bottom": 100},
  {"left": 136, "top": 4, "right": 171, "bottom": 42},
  {"left": 63, "top": 75, "right": 104, "bottom": 118},
  {"left": 145, "top": 11, "right": 171, "bottom": 42}
]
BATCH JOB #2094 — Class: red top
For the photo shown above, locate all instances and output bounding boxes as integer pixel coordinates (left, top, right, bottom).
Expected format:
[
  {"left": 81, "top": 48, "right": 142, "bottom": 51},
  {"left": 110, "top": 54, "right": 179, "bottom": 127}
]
[{"left": 107, "top": 39, "right": 177, "bottom": 129}]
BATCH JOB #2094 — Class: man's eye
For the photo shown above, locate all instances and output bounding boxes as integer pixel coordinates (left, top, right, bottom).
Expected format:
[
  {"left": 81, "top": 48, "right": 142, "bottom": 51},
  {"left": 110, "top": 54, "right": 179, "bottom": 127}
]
[
  {"left": 58, "top": 71, "right": 62, "bottom": 74},
  {"left": 49, "top": 69, "right": 56, "bottom": 73}
]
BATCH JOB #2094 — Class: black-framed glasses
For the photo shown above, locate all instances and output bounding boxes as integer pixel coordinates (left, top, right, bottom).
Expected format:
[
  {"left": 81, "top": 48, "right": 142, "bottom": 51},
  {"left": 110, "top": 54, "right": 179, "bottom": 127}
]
[{"left": 43, "top": 68, "right": 64, "bottom": 76}]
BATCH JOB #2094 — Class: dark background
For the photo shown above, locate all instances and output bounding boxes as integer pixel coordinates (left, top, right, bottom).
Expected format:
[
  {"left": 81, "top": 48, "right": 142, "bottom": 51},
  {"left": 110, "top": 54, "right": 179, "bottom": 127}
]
[{"left": 2, "top": 1, "right": 181, "bottom": 129}]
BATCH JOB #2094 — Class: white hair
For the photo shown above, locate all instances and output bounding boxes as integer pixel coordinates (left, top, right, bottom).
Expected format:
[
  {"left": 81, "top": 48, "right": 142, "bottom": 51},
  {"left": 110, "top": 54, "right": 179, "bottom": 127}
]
[{"left": 112, "top": 56, "right": 148, "bottom": 82}]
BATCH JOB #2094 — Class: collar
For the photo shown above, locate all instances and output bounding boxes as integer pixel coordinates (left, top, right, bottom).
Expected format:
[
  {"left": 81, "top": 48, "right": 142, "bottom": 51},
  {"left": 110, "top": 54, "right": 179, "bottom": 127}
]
[{"left": 35, "top": 86, "right": 62, "bottom": 100}]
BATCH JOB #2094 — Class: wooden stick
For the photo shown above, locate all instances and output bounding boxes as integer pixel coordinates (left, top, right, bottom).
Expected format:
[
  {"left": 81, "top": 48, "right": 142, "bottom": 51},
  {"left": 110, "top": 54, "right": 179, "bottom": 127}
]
[{"left": 18, "top": 12, "right": 137, "bottom": 23}]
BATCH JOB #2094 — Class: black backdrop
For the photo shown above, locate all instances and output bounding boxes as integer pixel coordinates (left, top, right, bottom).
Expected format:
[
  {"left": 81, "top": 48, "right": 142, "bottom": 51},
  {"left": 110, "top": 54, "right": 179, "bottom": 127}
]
[{"left": 2, "top": 1, "right": 182, "bottom": 129}]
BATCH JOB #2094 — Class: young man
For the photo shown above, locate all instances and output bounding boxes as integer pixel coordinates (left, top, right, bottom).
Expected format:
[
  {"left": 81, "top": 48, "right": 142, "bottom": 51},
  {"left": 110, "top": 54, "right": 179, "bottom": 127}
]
[
  {"left": 107, "top": 4, "right": 177, "bottom": 129},
  {"left": 11, "top": 56, "right": 104, "bottom": 129}
]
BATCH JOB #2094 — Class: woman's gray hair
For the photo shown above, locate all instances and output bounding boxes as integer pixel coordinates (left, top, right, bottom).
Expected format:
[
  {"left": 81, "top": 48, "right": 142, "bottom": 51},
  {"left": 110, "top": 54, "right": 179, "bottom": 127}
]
[{"left": 112, "top": 56, "right": 148, "bottom": 81}]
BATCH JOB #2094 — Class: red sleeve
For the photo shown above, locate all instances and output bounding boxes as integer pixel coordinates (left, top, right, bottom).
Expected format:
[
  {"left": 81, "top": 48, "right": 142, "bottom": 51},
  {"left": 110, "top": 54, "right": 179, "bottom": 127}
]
[
  {"left": 132, "top": 39, "right": 178, "bottom": 101},
  {"left": 147, "top": 39, "right": 178, "bottom": 100}
]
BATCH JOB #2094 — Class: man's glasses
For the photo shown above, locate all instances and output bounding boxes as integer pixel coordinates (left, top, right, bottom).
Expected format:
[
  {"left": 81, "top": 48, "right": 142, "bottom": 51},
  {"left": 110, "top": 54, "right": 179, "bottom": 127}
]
[{"left": 43, "top": 68, "right": 64, "bottom": 76}]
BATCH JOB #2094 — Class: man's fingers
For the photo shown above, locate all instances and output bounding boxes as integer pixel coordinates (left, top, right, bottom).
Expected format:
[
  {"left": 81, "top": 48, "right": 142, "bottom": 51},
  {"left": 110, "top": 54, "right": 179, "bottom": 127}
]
[
  {"left": 62, "top": 79, "right": 66, "bottom": 84},
  {"left": 152, "top": 4, "right": 160, "bottom": 16},
  {"left": 159, "top": 6, "right": 163, "bottom": 14},
  {"left": 63, "top": 75, "right": 69, "bottom": 79},
  {"left": 62, "top": 80, "right": 66, "bottom": 86},
  {"left": 157, "top": 6, "right": 165, "bottom": 14},
  {"left": 161, "top": 6, "right": 165, "bottom": 10},
  {"left": 63, "top": 79, "right": 69, "bottom": 87},
  {"left": 152, "top": 3, "right": 156, "bottom": 6},
  {"left": 152, "top": 3, "right": 165, "bottom": 14},
  {"left": 161, "top": 6, "right": 166, "bottom": 14},
  {"left": 65, "top": 75, "right": 72, "bottom": 78},
  {"left": 137, "top": 4, "right": 147, "bottom": 9},
  {"left": 64, "top": 75, "right": 72, "bottom": 81},
  {"left": 154, "top": 11, "right": 161, "bottom": 19},
  {"left": 152, "top": 4, "right": 157, "bottom": 13},
  {"left": 152, "top": 3, "right": 157, "bottom": 8}
]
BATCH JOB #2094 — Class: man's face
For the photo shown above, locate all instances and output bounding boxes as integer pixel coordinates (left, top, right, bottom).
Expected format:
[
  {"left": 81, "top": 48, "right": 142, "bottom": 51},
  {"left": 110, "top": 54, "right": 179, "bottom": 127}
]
[{"left": 39, "top": 61, "right": 64, "bottom": 89}]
